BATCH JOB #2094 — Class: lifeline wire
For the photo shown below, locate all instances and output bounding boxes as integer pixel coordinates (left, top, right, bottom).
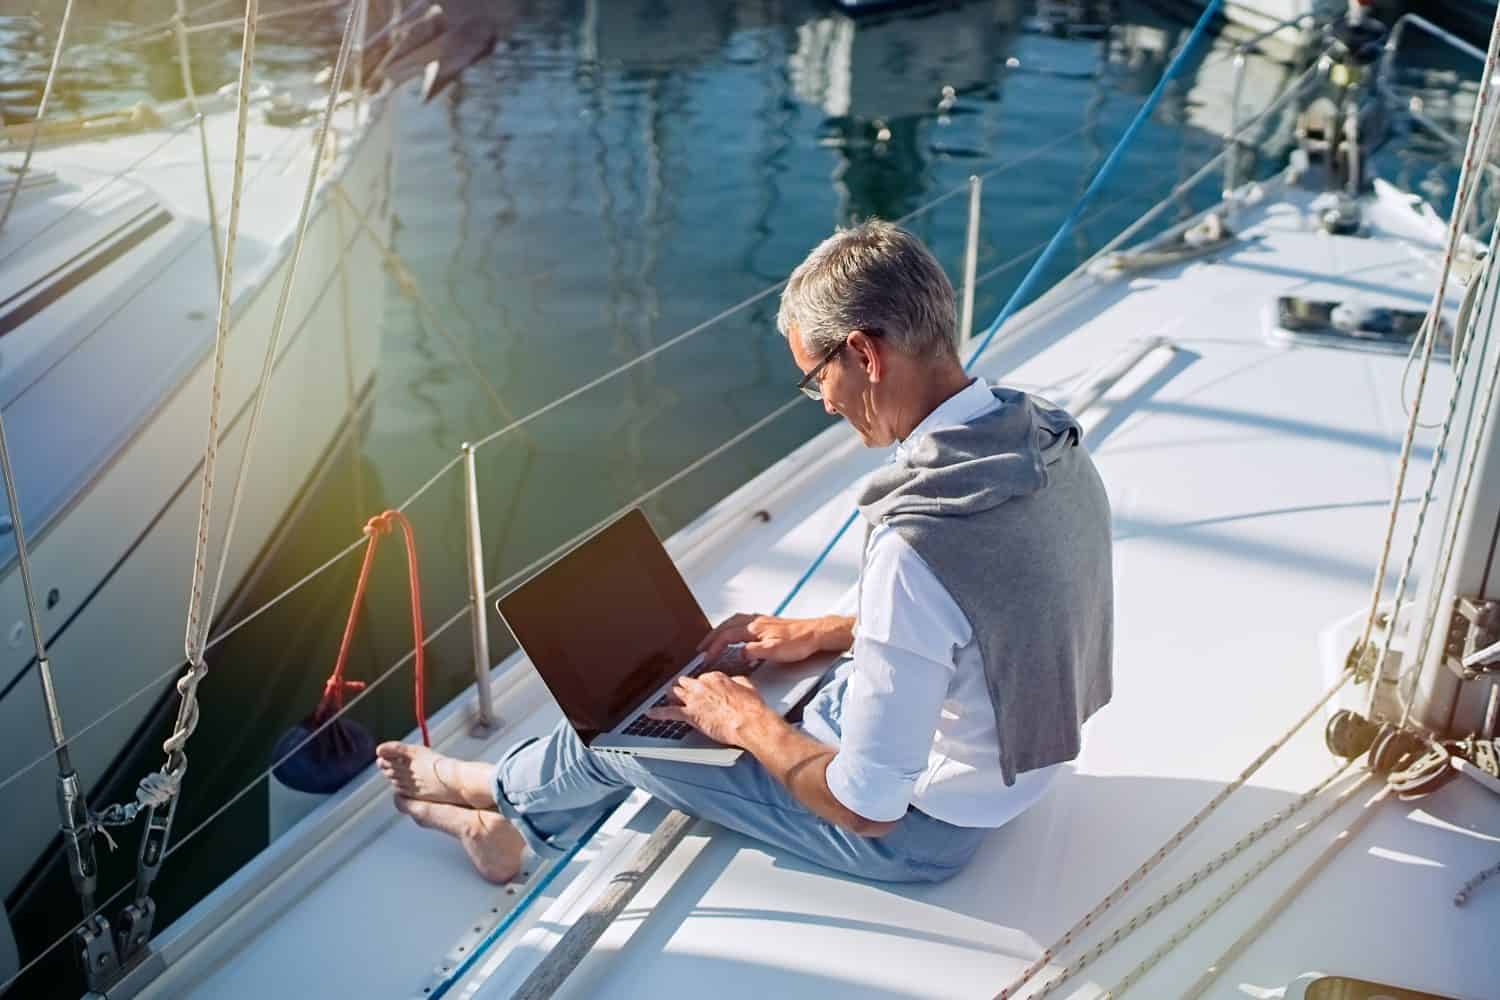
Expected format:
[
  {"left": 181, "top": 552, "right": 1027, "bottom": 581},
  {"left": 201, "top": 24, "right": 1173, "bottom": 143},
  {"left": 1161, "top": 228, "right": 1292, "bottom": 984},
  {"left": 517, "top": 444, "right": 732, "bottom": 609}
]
[
  {"left": 168, "top": 395, "right": 805, "bottom": 884},
  {"left": 777, "top": 0, "right": 1227, "bottom": 619}
]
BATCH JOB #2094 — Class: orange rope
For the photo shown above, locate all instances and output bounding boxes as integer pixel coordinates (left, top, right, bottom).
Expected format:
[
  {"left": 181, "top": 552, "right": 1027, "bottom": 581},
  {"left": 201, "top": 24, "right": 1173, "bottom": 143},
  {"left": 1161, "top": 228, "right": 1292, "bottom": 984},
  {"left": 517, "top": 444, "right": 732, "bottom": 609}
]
[{"left": 317, "top": 510, "right": 430, "bottom": 747}]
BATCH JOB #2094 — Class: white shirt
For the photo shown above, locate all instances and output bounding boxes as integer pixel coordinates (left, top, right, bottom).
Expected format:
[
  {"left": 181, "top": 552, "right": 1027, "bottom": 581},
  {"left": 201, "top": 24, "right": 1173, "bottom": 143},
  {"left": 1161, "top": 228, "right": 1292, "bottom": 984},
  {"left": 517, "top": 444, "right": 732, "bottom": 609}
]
[{"left": 803, "top": 376, "right": 1063, "bottom": 828}]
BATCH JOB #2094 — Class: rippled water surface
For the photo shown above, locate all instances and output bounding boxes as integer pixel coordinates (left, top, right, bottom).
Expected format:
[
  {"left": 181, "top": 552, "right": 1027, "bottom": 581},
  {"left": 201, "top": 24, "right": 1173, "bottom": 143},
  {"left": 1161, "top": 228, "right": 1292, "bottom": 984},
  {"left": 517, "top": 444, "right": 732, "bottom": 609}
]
[{"left": 0, "top": 0, "right": 1479, "bottom": 993}]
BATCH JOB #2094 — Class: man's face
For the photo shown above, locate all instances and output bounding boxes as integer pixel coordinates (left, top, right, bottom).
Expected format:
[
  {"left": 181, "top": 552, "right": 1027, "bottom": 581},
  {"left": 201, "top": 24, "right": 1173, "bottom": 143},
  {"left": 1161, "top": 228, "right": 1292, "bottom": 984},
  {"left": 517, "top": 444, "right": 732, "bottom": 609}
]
[{"left": 787, "top": 327, "right": 885, "bottom": 446}]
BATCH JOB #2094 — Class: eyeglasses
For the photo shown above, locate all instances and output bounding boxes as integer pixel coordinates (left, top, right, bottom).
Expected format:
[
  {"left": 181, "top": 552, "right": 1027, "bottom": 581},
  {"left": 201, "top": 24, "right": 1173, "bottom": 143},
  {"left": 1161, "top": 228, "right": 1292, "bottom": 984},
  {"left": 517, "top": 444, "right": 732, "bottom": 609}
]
[{"left": 795, "top": 329, "right": 881, "bottom": 401}]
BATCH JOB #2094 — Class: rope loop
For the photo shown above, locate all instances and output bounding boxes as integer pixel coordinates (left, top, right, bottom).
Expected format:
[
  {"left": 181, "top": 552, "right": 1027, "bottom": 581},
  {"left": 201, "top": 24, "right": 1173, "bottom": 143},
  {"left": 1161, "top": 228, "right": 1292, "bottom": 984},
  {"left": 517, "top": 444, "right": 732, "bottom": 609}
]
[{"left": 317, "top": 509, "right": 430, "bottom": 746}]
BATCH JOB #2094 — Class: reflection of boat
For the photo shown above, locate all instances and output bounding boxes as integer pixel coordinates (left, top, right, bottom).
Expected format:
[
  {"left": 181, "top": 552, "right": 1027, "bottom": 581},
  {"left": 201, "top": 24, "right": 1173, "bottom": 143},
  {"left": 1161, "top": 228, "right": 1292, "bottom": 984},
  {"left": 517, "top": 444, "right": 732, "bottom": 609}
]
[
  {"left": 0, "top": 34, "right": 395, "bottom": 973},
  {"left": 789, "top": 1, "right": 1018, "bottom": 120},
  {"left": 580, "top": 0, "right": 729, "bottom": 68},
  {"left": 787, "top": 1, "right": 1020, "bottom": 221},
  {"left": 57, "top": 6, "right": 1499, "bottom": 1000}
]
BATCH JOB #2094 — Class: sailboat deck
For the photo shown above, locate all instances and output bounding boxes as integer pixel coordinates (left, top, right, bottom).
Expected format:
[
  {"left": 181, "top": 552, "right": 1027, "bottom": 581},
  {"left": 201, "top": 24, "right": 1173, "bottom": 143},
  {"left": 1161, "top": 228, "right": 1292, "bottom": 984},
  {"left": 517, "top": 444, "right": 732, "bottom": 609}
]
[{"left": 143, "top": 182, "right": 1500, "bottom": 999}]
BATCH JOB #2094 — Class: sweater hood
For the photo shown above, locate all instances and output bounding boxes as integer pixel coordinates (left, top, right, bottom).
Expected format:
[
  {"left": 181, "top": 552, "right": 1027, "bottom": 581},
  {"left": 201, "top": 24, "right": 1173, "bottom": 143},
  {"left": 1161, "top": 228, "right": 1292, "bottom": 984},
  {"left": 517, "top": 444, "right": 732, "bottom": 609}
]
[{"left": 857, "top": 387, "right": 1081, "bottom": 524}]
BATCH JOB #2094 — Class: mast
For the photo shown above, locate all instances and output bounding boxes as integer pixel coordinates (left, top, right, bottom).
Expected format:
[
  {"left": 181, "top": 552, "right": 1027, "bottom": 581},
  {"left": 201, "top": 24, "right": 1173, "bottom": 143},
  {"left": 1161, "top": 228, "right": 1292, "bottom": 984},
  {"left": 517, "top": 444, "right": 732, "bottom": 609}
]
[
  {"left": 1404, "top": 244, "right": 1500, "bottom": 739},
  {"left": 1378, "top": 1, "right": 1500, "bottom": 741}
]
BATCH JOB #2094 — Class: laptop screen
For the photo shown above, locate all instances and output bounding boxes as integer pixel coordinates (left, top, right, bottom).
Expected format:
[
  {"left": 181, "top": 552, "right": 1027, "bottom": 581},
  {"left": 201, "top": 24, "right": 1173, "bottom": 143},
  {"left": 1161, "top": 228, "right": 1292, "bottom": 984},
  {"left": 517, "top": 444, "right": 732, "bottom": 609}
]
[{"left": 495, "top": 509, "right": 712, "bottom": 741}]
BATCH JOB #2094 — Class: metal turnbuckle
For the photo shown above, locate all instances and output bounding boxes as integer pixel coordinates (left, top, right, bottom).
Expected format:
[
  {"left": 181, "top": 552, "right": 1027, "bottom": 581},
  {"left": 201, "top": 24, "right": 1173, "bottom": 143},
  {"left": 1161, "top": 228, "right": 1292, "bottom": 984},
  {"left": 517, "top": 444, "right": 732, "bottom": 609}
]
[{"left": 1446, "top": 596, "right": 1500, "bottom": 680}]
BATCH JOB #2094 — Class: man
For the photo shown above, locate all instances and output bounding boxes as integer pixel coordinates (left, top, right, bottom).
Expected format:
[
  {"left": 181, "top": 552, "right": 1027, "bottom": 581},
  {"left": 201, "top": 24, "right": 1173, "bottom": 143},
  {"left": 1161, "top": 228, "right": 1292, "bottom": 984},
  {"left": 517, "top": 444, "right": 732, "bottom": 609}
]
[{"left": 377, "top": 220, "right": 1113, "bottom": 885}]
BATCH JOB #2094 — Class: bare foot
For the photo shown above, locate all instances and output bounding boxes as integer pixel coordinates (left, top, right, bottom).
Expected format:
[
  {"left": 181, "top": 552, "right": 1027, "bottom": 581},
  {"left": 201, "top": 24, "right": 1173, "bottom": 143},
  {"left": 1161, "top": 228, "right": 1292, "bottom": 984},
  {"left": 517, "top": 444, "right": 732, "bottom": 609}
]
[
  {"left": 394, "top": 794, "right": 526, "bottom": 884},
  {"left": 376, "top": 742, "right": 497, "bottom": 809}
]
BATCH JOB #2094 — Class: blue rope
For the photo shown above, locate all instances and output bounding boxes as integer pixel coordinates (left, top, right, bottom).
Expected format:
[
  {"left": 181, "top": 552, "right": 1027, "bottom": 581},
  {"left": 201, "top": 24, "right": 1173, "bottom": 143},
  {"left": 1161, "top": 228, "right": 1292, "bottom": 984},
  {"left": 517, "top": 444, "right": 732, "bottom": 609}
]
[
  {"left": 439, "top": 2, "right": 1226, "bottom": 986},
  {"left": 774, "top": 508, "right": 860, "bottom": 616},
  {"left": 773, "top": 0, "right": 1224, "bottom": 615},
  {"left": 962, "top": 0, "right": 1223, "bottom": 367},
  {"left": 426, "top": 810, "right": 611, "bottom": 1000}
]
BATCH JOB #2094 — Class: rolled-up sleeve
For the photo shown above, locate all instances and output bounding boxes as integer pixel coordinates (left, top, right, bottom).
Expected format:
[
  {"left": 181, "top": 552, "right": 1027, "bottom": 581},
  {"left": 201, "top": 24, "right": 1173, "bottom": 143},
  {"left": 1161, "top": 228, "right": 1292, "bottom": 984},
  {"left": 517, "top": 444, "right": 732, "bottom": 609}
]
[{"left": 823, "top": 529, "right": 969, "bottom": 823}]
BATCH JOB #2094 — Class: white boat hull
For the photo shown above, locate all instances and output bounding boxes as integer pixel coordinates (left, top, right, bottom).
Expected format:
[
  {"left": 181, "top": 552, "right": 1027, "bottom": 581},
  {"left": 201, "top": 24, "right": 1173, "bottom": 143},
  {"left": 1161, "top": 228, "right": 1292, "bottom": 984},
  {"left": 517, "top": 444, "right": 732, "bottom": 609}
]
[{"left": 0, "top": 93, "right": 395, "bottom": 914}]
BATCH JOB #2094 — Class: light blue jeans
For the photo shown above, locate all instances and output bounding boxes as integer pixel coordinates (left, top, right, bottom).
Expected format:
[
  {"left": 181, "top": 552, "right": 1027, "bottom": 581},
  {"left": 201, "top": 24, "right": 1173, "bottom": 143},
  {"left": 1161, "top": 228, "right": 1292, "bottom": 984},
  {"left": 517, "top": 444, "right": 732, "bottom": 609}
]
[{"left": 491, "top": 676, "right": 986, "bottom": 884}]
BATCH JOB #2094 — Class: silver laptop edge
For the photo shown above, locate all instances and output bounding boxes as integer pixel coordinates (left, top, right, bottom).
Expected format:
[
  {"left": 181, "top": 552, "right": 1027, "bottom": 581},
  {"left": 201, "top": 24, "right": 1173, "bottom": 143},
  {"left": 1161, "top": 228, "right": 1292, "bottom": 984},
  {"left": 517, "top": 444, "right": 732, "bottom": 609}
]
[{"left": 492, "top": 507, "right": 839, "bottom": 767}]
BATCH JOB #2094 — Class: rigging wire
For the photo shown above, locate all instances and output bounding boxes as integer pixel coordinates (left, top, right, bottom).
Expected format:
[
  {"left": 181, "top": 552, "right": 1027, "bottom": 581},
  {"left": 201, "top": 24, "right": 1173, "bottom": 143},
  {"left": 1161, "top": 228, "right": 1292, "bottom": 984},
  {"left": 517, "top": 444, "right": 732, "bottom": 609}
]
[
  {"left": 1404, "top": 211, "right": 1500, "bottom": 722},
  {"left": 1022, "top": 763, "right": 1366, "bottom": 1000},
  {"left": 1397, "top": 213, "right": 1500, "bottom": 720},
  {"left": 1354, "top": 4, "right": 1500, "bottom": 664},
  {"left": 195, "top": 0, "right": 362, "bottom": 662},
  {"left": 1367, "top": 102, "right": 1500, "bottom": 709},
  {"left": 85, "top": 0, "right": 266, "bottom": 837}
]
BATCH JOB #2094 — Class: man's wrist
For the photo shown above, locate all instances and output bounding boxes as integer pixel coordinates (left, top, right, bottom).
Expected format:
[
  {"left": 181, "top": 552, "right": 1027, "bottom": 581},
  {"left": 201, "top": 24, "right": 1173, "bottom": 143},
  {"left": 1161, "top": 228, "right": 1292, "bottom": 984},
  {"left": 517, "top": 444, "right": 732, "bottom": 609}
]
[
  {"left": 817, "top": 615, "right": 855, "bottom": 652},
  {"left": 734, "top": 702, "right": 790, "bottom": 753}
]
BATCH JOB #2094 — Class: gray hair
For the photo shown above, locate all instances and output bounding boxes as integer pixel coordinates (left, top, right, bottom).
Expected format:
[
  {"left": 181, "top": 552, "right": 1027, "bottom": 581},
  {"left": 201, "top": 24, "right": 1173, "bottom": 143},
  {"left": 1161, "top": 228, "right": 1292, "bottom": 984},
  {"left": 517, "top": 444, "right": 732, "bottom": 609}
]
[{"left": 777, "top": 219, "right": 958, "bottom": 362}]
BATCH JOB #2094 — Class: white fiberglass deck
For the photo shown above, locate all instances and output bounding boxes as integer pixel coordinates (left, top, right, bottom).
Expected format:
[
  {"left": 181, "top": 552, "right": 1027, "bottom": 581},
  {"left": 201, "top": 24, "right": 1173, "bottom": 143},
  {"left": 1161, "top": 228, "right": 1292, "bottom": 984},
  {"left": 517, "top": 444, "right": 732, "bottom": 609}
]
[{"left": 144, "top": 180, "right": 1500, "bottom": 999}]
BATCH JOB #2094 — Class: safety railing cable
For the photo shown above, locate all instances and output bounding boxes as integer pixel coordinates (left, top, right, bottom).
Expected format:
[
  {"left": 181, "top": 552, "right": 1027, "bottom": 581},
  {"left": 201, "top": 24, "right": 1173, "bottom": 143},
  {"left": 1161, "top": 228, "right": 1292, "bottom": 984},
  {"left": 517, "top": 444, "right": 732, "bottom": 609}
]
[
  {"left": 464, "top": 128, "right": 1099, "bottom": 454},
  {"left": 0, "top": 529, "right": 372, "bottom": 800},
  {"left": 483, "top": 397, "right": 803, "bottom": 606},
  {"left": 0, "top": 595, "right": 474, "bottom": 998},
  {"left": 1, "top": 390, "right": 811, "bottom": 996},
  {"left": 772, "top": 0, "right": 1228, "bottom": 620},
  {"left": 72, "top": 0, "right": 239, "bottom": 51}
]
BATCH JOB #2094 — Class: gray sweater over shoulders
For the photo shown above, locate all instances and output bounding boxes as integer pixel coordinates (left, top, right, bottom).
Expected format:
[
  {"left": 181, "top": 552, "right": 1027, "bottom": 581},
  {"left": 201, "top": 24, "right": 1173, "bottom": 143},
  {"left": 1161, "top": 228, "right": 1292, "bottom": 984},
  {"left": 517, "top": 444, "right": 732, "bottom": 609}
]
[{"left": 855, "top": 386, "right": 1113, "bottom": 786}]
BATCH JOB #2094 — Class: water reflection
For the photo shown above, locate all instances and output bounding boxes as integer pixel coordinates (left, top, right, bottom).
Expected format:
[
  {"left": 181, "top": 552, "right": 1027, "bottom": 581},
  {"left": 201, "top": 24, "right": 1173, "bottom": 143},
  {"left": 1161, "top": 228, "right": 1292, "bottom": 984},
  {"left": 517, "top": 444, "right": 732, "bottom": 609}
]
[{"left": 788, "top": 1, "right": 1022, "bottom": 222}]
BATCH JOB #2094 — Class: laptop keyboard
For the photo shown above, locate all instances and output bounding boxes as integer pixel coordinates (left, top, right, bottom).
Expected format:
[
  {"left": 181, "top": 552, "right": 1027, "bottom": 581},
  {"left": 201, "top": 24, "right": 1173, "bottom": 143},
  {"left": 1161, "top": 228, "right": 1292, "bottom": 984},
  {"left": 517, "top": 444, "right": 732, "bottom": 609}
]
[
  {"left": 622, "top": 716, "right": 694, "bottom": 740},
  {"left": 621, "top": 652, "right": 762, "bottom": 742}
]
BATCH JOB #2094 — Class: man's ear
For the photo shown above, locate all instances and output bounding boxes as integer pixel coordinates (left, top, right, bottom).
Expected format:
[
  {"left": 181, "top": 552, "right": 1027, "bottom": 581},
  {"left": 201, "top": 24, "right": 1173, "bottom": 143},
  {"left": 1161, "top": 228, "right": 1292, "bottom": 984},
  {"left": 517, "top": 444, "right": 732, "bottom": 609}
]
[{"left": 849, "top": 329, "right": 881, "bottom": 382}]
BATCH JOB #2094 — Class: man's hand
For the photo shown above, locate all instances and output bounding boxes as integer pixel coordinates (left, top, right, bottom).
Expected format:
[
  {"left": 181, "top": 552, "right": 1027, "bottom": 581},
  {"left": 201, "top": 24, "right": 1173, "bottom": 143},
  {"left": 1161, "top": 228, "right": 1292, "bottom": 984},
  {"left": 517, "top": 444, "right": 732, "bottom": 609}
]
[
  {"left": 698, "top": 613, "right": 854, "bottom": 664},
  {"left": 645, "top": 672, "right": 773, "bottom": 747}
]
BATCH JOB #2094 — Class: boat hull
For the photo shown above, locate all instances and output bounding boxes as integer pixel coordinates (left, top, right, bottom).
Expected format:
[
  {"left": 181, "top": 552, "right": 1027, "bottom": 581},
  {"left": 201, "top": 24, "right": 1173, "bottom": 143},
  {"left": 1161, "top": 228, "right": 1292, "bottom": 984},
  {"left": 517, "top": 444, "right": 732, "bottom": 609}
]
[{"left": 0, "top": 95, "right": 396, "bottom": 916}]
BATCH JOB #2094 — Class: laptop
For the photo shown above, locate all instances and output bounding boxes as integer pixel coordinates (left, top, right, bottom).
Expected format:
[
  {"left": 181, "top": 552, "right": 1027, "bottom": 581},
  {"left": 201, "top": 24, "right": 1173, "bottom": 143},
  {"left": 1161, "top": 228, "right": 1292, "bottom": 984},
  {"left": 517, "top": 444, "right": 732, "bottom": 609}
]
[{"left": 495, "top": 508, "right": 839, "bottom": 765}]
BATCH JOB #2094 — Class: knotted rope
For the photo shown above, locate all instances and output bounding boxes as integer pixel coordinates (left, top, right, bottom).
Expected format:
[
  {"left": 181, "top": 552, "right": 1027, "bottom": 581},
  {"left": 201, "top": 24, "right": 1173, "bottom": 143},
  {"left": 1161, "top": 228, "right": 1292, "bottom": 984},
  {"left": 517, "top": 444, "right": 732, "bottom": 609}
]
[{"left": 319, "top": 510, "right": 431, "bottom": 747}]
